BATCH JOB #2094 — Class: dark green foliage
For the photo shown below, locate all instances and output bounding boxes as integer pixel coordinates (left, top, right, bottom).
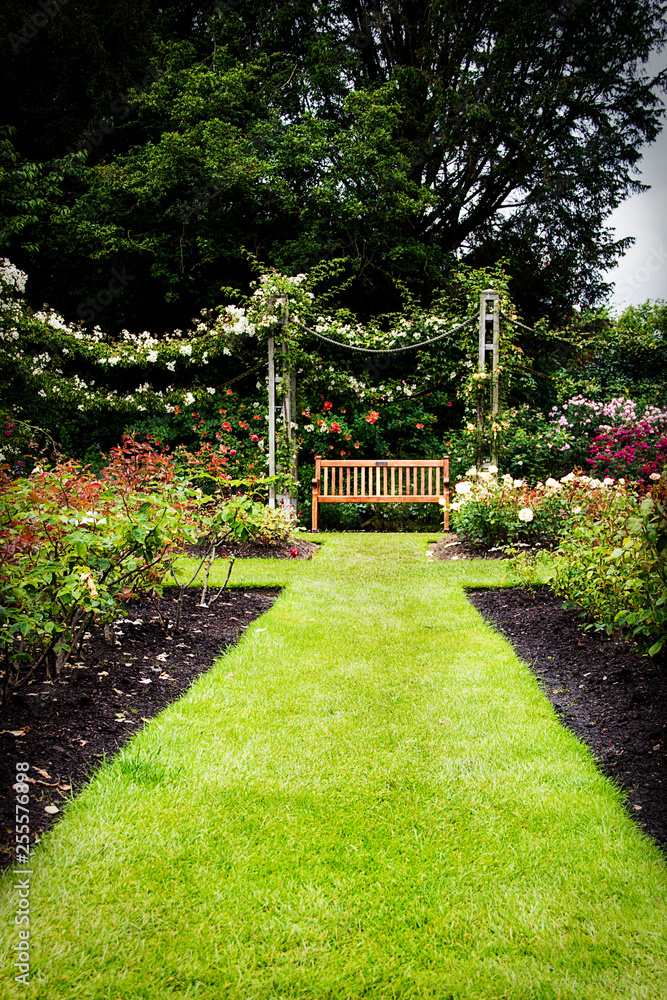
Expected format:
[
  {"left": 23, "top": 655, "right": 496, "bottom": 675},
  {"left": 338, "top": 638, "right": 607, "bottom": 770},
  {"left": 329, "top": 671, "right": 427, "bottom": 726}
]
[{"left": 1, "top": 0, "right": 666, "bottom": 330}]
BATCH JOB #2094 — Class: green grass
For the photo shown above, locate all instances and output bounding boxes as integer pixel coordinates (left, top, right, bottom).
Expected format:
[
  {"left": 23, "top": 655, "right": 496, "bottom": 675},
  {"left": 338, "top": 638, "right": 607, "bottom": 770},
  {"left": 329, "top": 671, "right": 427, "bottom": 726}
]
[{"left": 1, "top": 534, "right": 666, "bottom": 999}]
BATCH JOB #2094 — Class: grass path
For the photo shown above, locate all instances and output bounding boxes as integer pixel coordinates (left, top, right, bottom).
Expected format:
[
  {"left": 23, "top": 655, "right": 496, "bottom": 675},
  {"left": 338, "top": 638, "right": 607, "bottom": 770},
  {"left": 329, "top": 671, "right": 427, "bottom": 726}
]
[{"left": 1, "top": 534, "right": 666, "bottom": 999}]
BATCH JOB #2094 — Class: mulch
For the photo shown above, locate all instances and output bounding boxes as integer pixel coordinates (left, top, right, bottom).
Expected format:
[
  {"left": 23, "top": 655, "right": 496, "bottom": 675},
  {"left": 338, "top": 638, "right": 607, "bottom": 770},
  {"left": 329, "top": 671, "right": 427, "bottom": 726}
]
[
  {"left": 186, "top": 537, "right": 319, "bottom": 560},
  {"left": 0, "top": 587, "right": 279, "bottom": 871},
  {"left": 467, "top": 586, "right": 666, "bottom": 850},
  {"left": 429, "top": 532, "right": 551, "bottom": 561}
]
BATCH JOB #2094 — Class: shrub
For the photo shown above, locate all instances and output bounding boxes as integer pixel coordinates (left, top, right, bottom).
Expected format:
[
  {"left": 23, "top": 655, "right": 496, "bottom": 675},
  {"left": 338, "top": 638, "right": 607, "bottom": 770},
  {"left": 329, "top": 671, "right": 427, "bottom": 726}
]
[
  {"left": 450, "top": 468, "right": 620, "bottom": 547},
  {"left": 0, "top": 454, "right": 198, "bottom": 706},
  {"left": 550, "top": 396, "right": 667, "bottom": 481},
  {"left": 553, "top": 471, "right": 667, "bottom": 656},
  {"left": 587, "top": 421, "right": 667, "bottom": 480}
]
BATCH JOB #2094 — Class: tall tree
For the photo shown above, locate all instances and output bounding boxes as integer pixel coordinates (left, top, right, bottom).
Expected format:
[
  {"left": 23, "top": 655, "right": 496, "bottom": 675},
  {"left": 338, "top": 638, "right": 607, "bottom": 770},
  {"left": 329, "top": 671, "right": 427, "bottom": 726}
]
[{"left": 1, "top": 0, "right": 665, "bottom": 326}]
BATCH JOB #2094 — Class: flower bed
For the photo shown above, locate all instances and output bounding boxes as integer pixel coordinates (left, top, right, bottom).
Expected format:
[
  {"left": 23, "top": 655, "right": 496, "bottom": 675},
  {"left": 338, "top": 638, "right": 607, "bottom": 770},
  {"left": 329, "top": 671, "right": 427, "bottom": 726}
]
[
  {"left": 450, "top": 466, "right": 667, "bottom": 657},
  {"left": 0, "top": 437, "right": 297, "bottom": 708},
  {"left": 450, "top": 466, "right": 632, "bottom": 547}
]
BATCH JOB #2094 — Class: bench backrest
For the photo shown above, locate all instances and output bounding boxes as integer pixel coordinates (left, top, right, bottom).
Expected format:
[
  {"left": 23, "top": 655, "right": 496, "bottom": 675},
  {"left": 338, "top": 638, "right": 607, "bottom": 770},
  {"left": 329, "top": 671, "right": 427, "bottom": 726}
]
[{"left": 310, "top": 456, "right": 449, "bottom": 531}]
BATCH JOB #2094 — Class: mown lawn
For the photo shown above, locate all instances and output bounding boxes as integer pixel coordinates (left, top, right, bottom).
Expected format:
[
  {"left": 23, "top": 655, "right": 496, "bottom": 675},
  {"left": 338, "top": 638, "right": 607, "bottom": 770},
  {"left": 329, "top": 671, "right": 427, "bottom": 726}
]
[{"left": 1, "top": 534, "right": 665, "bottom": 999}]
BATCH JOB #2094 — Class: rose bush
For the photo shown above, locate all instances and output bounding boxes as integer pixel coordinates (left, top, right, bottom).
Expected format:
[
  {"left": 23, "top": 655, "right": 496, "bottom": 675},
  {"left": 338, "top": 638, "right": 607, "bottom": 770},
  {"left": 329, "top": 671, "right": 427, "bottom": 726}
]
[
  {"left": 450, "top": 468, "right": 634, "bottom": 547},
  {"left": 553, "top": 471, "right": 667, "bottom": 657},
  {"left": 0, "top": 435, "right": 300, "bottom": 705},
  {"left": 0, "top": 453, "right": 198, "bottom": 705}
]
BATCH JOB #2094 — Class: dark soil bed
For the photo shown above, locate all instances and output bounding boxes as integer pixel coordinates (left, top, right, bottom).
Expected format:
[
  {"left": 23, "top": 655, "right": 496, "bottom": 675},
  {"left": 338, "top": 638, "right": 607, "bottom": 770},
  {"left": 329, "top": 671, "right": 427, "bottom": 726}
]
[
  {"left": 430, "top": 532, "right": 551, "bottom": 561},
  {"left": 468, "top": 586, "right": 667, "bottom": 850},
  {"left": 0, "top": 587, "right": 278, "bottom": 871},
  {"left": 187, "top": 538, "right": 319, "bottom": 560}
]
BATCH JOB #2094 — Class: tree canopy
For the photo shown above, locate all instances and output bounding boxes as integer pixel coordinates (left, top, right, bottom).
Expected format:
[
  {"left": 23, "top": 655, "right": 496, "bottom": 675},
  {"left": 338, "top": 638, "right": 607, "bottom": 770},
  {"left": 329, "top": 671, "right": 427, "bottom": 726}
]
[{"left": 1, "top": 0, "right": 666, "bottom": 328}]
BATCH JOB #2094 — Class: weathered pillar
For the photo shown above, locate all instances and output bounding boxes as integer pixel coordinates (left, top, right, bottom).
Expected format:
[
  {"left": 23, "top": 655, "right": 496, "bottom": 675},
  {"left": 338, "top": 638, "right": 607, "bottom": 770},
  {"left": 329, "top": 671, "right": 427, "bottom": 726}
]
[{"left": 477, "top": 288, "right": 500, "bottom": 470}]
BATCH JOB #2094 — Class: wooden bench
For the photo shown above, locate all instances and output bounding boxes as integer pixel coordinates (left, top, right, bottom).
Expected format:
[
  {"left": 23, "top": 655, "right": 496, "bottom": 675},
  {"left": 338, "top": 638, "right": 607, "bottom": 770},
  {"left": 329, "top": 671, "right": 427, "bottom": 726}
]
[{"left": 310, "top": 456, "right": 450, "bottom": 532}]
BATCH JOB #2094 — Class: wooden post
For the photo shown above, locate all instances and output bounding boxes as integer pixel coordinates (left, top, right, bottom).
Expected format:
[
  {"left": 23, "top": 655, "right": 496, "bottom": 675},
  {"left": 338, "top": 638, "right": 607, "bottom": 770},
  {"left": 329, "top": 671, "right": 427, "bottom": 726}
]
[
  {"left": 268, "top": 334, "right": 276, "bottom": 508},
  {"left": 278, "top": 303, "right": 298, "bottom": 516},
  {"left": 290, "top": 366, "right": 298, "bottom": 498},
  {"left": 490, "top": 293, "right": 500, "bottom": 470},
  {"left": 477, "top": 288, "right": 500, "bottom": 470},
  {"left": 311, "top": 454, "right": 321, "bottom": 532},
  {"left": 442, "top": 455, "right": 450, "bottom": 532}
]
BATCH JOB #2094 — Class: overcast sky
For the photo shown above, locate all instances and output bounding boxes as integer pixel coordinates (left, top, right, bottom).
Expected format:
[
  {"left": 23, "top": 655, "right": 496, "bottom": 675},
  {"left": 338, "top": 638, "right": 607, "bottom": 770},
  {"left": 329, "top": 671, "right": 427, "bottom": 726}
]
[{"left": 604, "top": 51, "right": 667, "bottom": 311}]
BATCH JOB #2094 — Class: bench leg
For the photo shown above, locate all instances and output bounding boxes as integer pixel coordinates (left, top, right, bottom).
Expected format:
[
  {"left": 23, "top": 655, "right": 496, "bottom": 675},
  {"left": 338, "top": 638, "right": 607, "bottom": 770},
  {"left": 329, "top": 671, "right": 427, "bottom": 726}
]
[{"left": 311, "top": 495, "right": 318, "bottom": 533}]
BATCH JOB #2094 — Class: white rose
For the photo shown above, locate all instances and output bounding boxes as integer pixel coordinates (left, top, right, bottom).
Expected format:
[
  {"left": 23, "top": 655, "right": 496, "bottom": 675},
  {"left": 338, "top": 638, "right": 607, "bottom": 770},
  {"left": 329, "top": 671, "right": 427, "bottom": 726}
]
[
  {"left": 455, "top": 481, "right": 472, "bottom": 495},
  {"left": 518, "top": 508, "right": 534, "bottom": 522}
]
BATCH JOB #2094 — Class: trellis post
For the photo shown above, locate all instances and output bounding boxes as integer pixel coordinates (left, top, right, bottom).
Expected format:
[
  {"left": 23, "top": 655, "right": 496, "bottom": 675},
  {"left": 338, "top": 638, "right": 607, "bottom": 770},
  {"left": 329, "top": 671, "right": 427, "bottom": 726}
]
[
  {"left": 267, "top": 333, "right": 276, "bottom": 508},
  {"left": 278, "top": 304, "right": 298, "bottom": 514},
  {"left": 476, "top": 288, "right": 500, "bottom": 470},
  {"left": 268, "top": 301, "right": 297, "bottom": 516}
]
